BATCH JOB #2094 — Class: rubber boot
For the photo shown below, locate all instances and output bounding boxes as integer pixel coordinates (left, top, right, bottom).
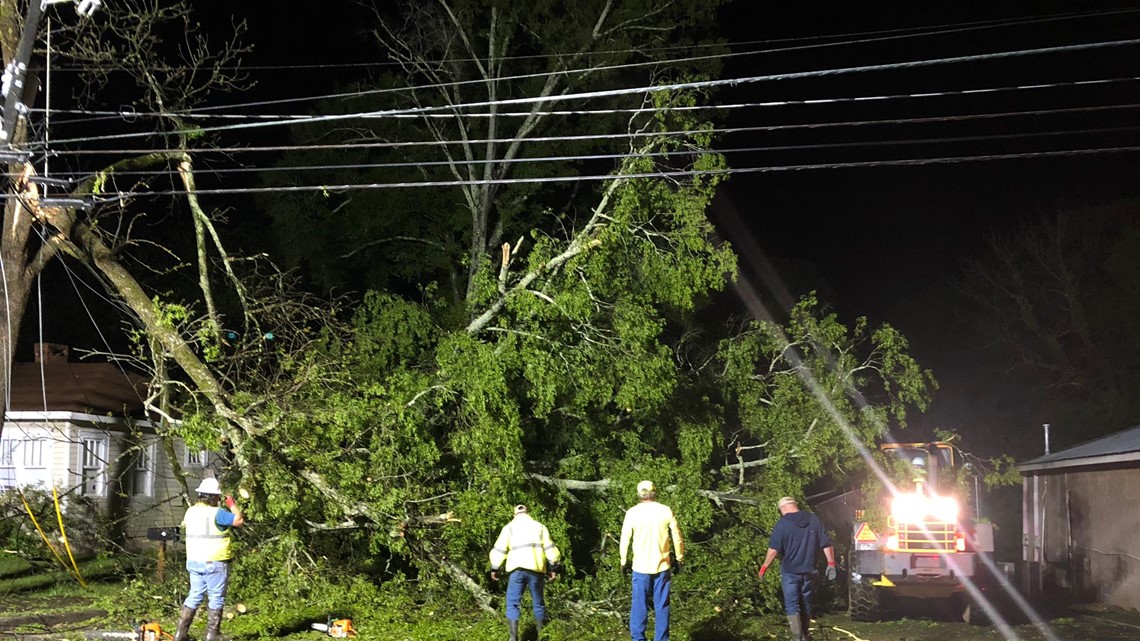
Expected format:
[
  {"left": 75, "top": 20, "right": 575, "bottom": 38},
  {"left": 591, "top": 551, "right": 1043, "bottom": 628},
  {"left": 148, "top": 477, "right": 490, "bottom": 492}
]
[
  {"left": 786, "top": 614, "right": 804, "bottom": 641},
  {"left": 204, "top": 609, "right": 224, "bottom": 641},
  {"left": 174, "top": 606, "right": 196, "bottom": 641},
  {"left": 507, "top": 619, "right": 518, "bottom": 641},
  {"left": 800, "top": 611, "right": 813, "bottom": 641}
]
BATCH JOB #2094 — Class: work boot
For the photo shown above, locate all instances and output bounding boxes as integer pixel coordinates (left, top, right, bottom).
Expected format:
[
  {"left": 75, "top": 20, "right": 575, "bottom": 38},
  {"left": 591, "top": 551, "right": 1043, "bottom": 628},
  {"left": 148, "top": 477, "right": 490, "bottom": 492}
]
[
  {"left": 800, "top": 611, "right": 813, "bottom": 641},
  {"left": 786, "top": 614, "right": 804, "bottom": 641},
  {"left": 535, "top": 618, "right": 544, "bottom": 639},
  {"left": 174, "top": 606, "right": 196, "bottom": 641},
  {"left": 204, "top": 609, "right": 224, "bottom": 641},
  {"left": 507, "top": 619, "right": 519, "bottom": 641}
]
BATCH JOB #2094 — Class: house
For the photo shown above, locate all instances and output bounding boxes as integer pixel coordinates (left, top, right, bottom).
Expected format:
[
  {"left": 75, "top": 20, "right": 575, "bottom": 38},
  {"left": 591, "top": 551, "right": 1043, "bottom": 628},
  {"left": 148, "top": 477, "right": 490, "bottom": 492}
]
[
  {"left": 1017, "top": 424, "right": 1140, "bottom": 609},
  {"left": 0, "top": 344, "right": 214, "bottom": 549}
]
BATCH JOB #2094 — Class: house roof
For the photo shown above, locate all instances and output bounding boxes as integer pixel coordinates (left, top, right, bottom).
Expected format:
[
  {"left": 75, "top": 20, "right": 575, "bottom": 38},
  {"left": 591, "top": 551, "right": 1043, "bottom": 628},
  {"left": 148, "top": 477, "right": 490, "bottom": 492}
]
[
  {"left": 1018, "top": 424, "right": 1140, "bottom": 473},
  {"left": 9, "top": 362, "right": 147, "bottom": 415}
]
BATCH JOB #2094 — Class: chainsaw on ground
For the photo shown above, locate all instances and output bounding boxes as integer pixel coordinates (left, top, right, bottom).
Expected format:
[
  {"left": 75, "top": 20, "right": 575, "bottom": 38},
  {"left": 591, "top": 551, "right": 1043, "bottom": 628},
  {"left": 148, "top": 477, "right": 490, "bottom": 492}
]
[
  {"left": 87, "top": 622, "right": 173, "bottom": 641},
  {"left": 311, "top": 618, "right": 356, "bottom": 638},
  {"left": 137, "top": 622, "right": 174, "bottom": 641}
]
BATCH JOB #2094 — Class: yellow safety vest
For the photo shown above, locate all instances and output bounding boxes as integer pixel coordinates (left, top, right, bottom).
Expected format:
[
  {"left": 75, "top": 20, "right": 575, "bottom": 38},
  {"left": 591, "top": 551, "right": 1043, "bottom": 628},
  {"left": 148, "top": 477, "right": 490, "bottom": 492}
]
[
  {"left": 488, "top": 514, "right": 560, "bottom": 573},
  {"left": 183, "top": 503, "right": 232, "bottom": 562},
  {"left": 620, "top": 500, "right": 684, "bottom": 574}
]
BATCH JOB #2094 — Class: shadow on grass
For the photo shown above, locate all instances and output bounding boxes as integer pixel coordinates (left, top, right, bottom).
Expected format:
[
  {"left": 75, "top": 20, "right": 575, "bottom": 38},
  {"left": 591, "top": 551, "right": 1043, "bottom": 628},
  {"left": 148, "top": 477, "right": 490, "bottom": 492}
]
[
  {"left": 0, "top": 557, "right": 121, "bottom": 595},
  {"left": 687, "top": 614, "right": 765, "bottom": 641}
]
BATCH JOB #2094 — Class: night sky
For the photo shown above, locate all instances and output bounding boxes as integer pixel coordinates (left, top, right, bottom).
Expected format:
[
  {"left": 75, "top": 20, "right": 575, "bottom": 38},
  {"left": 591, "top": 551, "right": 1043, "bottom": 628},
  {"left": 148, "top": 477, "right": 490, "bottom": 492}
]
[{"left": 27, "top": 1, "right": 1140, "bottom": 455}]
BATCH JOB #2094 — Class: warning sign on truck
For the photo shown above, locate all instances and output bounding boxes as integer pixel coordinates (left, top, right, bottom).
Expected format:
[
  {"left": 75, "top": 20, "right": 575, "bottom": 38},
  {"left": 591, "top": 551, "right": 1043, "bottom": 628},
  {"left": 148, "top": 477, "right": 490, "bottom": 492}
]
[{"left": 854, "top": 522, "right": 878, "bottom": 542}]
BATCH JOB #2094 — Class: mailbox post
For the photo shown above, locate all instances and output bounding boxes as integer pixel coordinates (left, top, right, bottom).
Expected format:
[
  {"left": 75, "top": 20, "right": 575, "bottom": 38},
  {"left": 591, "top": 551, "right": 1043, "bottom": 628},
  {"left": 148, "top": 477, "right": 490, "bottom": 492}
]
[{"left": 146, "top": 527, "right": 180, "bottom": 583}]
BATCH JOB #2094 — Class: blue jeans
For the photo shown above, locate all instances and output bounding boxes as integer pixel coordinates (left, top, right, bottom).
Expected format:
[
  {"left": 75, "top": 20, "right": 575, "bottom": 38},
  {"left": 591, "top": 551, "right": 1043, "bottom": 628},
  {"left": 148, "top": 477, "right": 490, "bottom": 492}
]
[
  {"left": 505, "top": 570, "right": 546, "bottom": 622},
  {"left": 630, "top": 570, "right": 671, "bottom": 641},
  {"left": 184, "top": 560, "right": 230, "bottom": 610},
  {"left": 781, "top": 572, "right": 816, "bottom": 616}
]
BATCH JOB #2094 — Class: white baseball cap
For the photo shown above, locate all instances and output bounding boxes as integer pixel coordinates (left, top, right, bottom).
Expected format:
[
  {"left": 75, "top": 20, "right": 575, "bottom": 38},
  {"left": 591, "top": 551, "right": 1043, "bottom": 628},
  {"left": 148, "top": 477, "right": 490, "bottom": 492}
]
[
  {"left": 514, "top": 504, "right": 528, "bottom": 515},
  {"left": 777, "top": 496, "right": 797, "bottom": 509},
  {"left": 637, "top": 480, "right": 656, "bottom": 496}
]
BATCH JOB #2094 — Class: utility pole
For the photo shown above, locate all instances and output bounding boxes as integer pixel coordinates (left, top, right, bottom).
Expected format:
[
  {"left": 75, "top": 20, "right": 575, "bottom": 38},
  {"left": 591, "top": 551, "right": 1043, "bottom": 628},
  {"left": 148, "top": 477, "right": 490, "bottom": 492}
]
[
  {"left": 1, "top": 1, "right": 102, "bottom": 146},
  {"left": 0, "top": 0, "right": 44, "bottom": 145}
]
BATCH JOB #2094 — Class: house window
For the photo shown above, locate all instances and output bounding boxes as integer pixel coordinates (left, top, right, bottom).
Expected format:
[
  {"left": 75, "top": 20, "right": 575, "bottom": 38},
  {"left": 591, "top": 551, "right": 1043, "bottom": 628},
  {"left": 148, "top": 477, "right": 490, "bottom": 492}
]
[
  {"left": 184, "top": 446, "right": 209, "bottom": 467},
  {"left": 81, "top": 437, "right": 109, "bottom": 497},
  {"left": 0, "top": 437, "right": 50, "bottom": 489},
  {"left": 131, "top": 440, "right": 155, "bottom": 497},
  {"left": 0, "top": 439, "right": 15, "bottom": 489},
  {"left": 21, "top": 438, "right": 48, "bottom": 487}
]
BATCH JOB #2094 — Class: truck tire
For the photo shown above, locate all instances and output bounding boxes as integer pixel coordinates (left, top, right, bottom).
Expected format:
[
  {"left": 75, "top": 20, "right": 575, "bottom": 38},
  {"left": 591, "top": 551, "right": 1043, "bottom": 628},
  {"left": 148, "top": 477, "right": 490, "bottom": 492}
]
[
  {"left": 848, "top": 579, "right": 882, "bottom": 622},
  {"left": 962, "top": 596, "right": 993, "bottom": 626}
]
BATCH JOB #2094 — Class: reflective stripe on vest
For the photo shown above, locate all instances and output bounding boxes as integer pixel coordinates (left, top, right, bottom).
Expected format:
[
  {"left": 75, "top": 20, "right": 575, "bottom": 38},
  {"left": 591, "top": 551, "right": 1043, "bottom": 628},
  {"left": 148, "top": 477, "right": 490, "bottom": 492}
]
[
  {"left": 184, "top": 503, "right": 232, "bottom": 562},
  {"left": 493, "top": 517, "right": 559, "bottom": 573}
]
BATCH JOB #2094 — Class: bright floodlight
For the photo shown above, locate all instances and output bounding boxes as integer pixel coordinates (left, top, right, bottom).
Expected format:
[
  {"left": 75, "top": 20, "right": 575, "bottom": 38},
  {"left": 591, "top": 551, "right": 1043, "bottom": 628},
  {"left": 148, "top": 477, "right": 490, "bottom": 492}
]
[
  {"left": 890, "top": 493, "right": 926, "bottom": 523},
  {"left": 890, "top": 492, "right": 960, "bottom": 524}
]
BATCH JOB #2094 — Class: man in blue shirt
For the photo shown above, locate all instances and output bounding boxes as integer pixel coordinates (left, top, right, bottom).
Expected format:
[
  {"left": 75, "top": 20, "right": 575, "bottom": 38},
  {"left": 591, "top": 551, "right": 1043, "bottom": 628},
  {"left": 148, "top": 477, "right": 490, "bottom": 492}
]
[
  {"left": 175, "top": 477, "right": 244, "bottom": 641},
  {"left": 758, "top": 497, "right": 836, "bottom": 641}
]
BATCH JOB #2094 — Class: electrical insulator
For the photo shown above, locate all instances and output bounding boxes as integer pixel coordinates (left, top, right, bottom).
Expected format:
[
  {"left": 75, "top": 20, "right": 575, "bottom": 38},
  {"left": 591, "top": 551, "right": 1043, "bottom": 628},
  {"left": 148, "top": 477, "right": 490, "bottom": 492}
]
[{"left": 75, "top": 0, "right": 102, "bottom": 17}]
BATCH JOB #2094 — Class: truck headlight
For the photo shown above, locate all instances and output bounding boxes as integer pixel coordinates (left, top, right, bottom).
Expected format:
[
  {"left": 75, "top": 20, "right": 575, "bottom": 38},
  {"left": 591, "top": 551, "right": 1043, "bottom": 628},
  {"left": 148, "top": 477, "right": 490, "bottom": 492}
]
[
  {"left": 890, "top": 494, "right": 926, "bottom": 523},
  {"left": 931, "top": 496, "right": 960, "bottom": 523}
]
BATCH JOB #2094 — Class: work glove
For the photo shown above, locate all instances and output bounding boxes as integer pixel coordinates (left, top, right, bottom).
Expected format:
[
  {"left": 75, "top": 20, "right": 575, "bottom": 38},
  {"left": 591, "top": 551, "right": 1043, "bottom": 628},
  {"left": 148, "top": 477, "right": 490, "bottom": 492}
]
[
  {"left": 825, "top": 563, "right": 837, "bottom": 581},
  {"left": 671, "top": 558, "right": 683, "bottom": 575},
  {"left": 224, "top": 495, "right": 236, "bottom": 509},
  {"left": 757, "top": 565, "right": 768, "bottom": 580},
  {"left": 621, "top": 563, "right": 631, "bottom": 578},
  {"left": 490, "top": 569, "right": 500, "bottom": 582}
]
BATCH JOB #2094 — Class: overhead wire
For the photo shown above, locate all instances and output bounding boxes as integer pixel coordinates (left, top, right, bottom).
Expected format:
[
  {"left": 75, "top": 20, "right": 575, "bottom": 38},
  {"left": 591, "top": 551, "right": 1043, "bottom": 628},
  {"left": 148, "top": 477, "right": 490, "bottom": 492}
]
[
  {"left": 42, "top": 6, "right": 1140, "bottom": 75},
  {"left": 36, "top": 146, "right": 1136, "bottom": 202},
  {"left": 38, "top": 101, "right": 1140, "bottom": 159},
  {"left": 34, "top": 76, "right": 1140, "bottom": 127},
  {"left": 41, "top": 125, "right": 1140, "bottom": 179},
  {"left": 40, "top": 5, "right": 1140, "bottom": 118},
  {"left": 34, "top": 37, "right": 1140, "bottom": 147}
]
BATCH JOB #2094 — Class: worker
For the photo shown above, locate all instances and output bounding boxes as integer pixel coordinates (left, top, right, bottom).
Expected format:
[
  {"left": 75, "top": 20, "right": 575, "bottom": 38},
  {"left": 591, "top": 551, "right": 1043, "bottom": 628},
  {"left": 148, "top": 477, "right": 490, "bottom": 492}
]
[
  {"left": 758, "top": 497, "right": 836, "bottom": 641},
  {"left": 489, "top": 504, "right": 561, "bottom": 641},
  {"left": 912, "top": 455, "right": 928, "bottom": 493},
  {"left": 175, "top": 477, "right": 244, "bottom": 641},
  {"left": 620, "top": 480, "right": 684, "bottom": 641}
]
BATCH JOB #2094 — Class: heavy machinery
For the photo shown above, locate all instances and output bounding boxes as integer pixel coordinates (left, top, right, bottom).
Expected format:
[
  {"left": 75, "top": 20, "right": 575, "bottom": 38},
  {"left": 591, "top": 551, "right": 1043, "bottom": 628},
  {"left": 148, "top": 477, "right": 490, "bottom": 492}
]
[{"left": 848, "top": 442, "right": 996, "bottom": 623}]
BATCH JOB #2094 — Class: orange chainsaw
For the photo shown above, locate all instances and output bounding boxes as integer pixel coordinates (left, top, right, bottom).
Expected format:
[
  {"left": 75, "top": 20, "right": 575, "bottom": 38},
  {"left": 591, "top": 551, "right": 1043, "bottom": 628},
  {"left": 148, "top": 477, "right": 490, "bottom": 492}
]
[
  {"left": 138, "top": 622, "right": 174, "bottom": 641},
  {"left": 311, "top": 618, "right": 356, "bottom": 638}
]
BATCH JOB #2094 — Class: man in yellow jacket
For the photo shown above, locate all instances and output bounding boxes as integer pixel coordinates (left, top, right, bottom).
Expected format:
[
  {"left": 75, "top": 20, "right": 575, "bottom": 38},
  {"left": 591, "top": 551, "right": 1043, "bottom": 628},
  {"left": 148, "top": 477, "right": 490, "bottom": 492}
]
[
  {"left": 620, "top": 481, "right": 684, "bottom": 641},
  {"left": 489, "top": 504, "right": 561, "bottom": 641},
  {"left": 174, "top": 477, "right": 244, "bottom": 641}
]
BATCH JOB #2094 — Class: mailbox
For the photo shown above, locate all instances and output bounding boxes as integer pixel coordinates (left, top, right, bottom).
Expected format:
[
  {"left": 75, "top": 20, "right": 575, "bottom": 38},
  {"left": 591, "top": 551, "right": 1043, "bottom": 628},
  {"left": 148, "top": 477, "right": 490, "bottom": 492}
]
[{"left": 146, "top": 526, "right": 180, "bottom": 542}]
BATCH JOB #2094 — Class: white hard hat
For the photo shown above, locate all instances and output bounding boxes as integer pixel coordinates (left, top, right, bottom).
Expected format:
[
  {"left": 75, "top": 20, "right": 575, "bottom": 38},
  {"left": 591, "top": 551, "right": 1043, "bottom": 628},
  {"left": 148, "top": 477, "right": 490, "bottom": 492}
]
[
  {"left": 912, "top": 456, "right": 926, "bottom": 467},
  {"left": 637, "top": 480, "right": 656, "bottom": 496},
  {"left": 195, "top": 477, "right": 221, "bottom": 495}
]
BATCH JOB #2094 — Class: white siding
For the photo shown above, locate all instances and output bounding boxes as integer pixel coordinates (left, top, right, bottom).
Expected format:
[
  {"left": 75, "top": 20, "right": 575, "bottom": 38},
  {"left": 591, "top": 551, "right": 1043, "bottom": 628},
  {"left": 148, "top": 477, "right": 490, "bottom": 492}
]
[{"left": 4, "top": 416, "right": 217, "bottom": 550}]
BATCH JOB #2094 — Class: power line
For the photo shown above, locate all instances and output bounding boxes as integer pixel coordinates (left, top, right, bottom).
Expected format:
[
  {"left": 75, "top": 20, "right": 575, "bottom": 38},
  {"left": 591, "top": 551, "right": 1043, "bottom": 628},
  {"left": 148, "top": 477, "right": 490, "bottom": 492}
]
[
  {"left": 49, "top": 125, "right": 1140, "bottom": 180},
  {"left": 36, "top": 37, "right": 1140, "bottom": 147},
  {"left": 42, "top": 102, "right": 1140, "bottom": 158},
  {"left": 43, "top": 6, "right": 1140, "bottom": 75},
  {"left": 48, "top": 145, "right": 1137, "bottom": 200},
  {"left": 35, "top": 76, "right": 1140, "bottom": 127},
  {"left": 37, "top": 4, "right": 1140, "bottom": 132}
]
